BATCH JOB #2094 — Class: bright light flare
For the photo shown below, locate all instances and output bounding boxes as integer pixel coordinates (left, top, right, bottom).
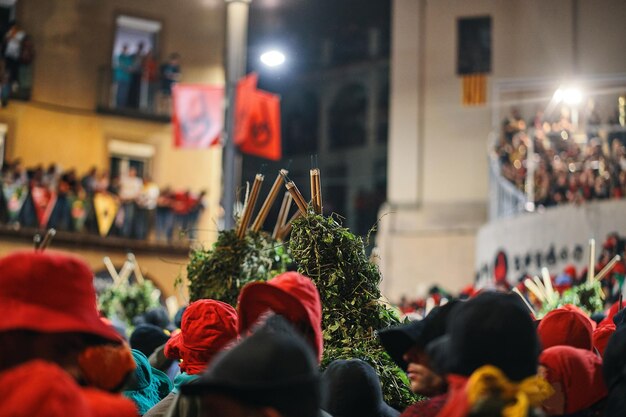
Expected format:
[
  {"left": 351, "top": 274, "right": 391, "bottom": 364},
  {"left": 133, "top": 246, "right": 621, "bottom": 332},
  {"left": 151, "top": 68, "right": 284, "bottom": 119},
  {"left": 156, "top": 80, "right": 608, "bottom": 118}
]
[
  {"left": 553, "top": 86, "right": 583, "bottom": 105},
  {"left": 260, "top": 50, "right": 286, "bottom": 67}
]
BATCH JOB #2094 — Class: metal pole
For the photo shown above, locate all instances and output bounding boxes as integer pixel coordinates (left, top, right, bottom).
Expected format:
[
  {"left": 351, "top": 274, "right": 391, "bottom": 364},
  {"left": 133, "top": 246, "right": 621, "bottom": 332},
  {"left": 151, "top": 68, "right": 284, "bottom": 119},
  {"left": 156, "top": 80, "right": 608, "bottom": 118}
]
[{"left": 222, "top": 0, "right": 251, "bottom": 230}]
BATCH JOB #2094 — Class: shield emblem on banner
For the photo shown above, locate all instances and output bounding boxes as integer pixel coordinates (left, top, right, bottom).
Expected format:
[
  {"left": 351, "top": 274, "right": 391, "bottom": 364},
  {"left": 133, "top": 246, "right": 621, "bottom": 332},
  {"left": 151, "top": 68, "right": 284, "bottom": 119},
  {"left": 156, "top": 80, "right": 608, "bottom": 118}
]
[{"left": 93, "top": 192, "right": 120, "bottom": 237}]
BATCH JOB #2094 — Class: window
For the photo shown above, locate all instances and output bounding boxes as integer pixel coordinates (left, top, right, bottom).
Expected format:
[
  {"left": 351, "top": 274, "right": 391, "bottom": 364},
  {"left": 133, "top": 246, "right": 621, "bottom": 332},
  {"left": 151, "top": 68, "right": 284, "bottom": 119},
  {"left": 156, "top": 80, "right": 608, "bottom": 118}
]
[
  {"left": 457, "top": 16, "right": 492, "bottom": 75},
  {"left": 108, "top": 139, "right": 155, "bottom": 180},
  {"left": 329, "top": 83, "right": 367, "bottom": 149},
  {"left": 110, "top": 15, "right": 162, "bottom": 111}
]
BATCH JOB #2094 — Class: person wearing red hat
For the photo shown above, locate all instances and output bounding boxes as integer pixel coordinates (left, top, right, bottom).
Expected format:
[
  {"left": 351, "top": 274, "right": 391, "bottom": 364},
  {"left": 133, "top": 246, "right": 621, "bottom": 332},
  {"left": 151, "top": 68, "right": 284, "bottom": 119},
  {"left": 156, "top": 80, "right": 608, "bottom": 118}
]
[
  {"left": 0, "top": 250, "right": 137, "bottom": 417},
  {"left": 237, "top": 271, "right": 323, "bottom": 363},
  {"left": 537, "top": 307, "right": 594, "bottom": 351},
  {"left": 144, "top": 299, "right": 238, "bottom": 417},
  {"left": 539, "top": 345, "right": 607, "bottom": 416}
]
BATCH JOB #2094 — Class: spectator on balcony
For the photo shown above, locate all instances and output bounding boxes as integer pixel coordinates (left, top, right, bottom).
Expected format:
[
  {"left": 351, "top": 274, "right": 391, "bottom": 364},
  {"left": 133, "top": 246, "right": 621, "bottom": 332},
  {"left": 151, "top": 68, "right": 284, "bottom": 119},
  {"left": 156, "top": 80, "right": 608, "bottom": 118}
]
[
  {"left": 119, "top": 167, "right": 143, "bottom": 238},
  {"left": 128, "top": 42, "right": 146, "bottom": 109},
  {"left": 135, "top": 175, "right": 160, "bottom": 240},
  {"left": 155, "top": 186, "right": 174, "bottom": 243},
  {"left": 158, "top": 53, "right": 181, "bottom": 114},
  {"left": 185, "top": 190, "right": 206, "bottom": 240},
  {"left": 114, "top": 44, "right": 133, "bottom": 108},
  {"left": 141, "top": 50, "right": 159, "bottom": 112},
  {"left": 2, "top": 21, "right": 25, "bottom": 88}
]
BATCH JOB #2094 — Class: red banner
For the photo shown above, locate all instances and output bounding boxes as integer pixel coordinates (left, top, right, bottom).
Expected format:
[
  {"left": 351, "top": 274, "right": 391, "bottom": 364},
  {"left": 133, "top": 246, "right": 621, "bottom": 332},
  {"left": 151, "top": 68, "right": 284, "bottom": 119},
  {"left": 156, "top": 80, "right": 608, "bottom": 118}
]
[
  {"left": 31, "top": 186, "right": 57, "bottom": 228},
  {"left": 235, "top": 73, "right": 258, "bottom": 144},
  {"left": 172, "top": 84, "right": 224, "bottom": 148},
  {"left": 236, "top": 89, "right": 282, "bottom": 161}
]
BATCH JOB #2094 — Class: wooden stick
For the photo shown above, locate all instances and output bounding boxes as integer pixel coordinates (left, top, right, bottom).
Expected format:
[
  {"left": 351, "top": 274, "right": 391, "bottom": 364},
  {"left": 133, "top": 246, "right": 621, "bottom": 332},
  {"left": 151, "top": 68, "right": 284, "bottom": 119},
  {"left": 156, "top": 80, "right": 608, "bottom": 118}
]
[
  {"left": 541, "top": 267, "right": 555, "bottom": 300},
  {"left": 314, "top": 169, "right": 322, "bottom": 214},
  {"left": 237, "top": 174, "right": 264, "bottom": 238},
  {"left": 594, "top": 255, "right": 622, "bottom": 282},
  {"left": 272, "top": 192, "right": 292, "bottom": 239},
  {"left": 116, "top": 261, "right": 134, "bottom": 287},
  {"left": 127, "top": 253, "right": 145, "bottom": 284},
  {"left": 587, "top": 239, "right": 596, "bottom": 283},
  {"left": 103, "top": 256, "right": 120, "bottom": 285},
  {"left": 251, "top": 170, "right": 287, "bottom": 232},
  {"left": 524, "top": 278, "right": 547, "bottom": 303},
  {"left": 33, "top": 233, "right": 42, "bottom": 250},
  {"left": 277, "top": 211, "right": 302, "bottom": 240},
  {"left": 285, "top": 181, "right": 308, "bottom": 215},
  {"left": 532, "top": 276, "right": 548, "bottom": 300},
  {"left": 619, "top": 293, "right": 623, "bottom": 312},
  {"left": 310, "top": 169, "right": 316, "bottom": 210},
  {"left": 39, "top": 228, "right": 56, "bottom": 251},
  {"left": 512, "top": 287, "right": 538, "bottom": 317}
]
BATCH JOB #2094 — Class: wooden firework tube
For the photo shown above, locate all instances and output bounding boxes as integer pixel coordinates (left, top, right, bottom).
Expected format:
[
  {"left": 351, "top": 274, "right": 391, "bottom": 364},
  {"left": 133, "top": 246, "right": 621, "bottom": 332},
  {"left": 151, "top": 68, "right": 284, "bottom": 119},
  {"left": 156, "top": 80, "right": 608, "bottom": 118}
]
[
  {"left": 587, "top": 239, "right": 596, "bottom": 283},
  {"left": 285, "top": 181, "right": 308, "bottom": 215},
  {"left": 309, "top": 169, "right": 317, "bottom": 210},
  {"left": 252, "top": 169, "right": 288, "bottom": 232},
  {"left": 273, "top": 192, "right": 292, "bottom": 239},
  {"left": 594, "top": 255, "right": 622, "bottom": 282},
  {"left": 314, "top": 169, "right": 322, "bottom": 214},
  {"left": 237, "top": 174, "right": 264, "bottom": 238},
  {"left": 278, "top": 211, "right": 303, "bottom": 240}
]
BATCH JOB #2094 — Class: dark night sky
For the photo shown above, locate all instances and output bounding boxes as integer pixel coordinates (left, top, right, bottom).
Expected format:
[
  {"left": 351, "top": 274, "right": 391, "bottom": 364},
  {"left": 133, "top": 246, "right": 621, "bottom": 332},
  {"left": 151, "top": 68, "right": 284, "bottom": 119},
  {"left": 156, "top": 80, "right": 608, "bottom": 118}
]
[{"left": 247, "top": 0, "right": 391, "bottom": 83}]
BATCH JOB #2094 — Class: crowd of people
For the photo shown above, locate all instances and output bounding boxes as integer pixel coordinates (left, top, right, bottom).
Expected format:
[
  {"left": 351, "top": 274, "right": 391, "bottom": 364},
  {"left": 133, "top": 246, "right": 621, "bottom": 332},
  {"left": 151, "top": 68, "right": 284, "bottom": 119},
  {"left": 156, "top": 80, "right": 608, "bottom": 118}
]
[
  {"left": 2, "top": 242, "right": 626, "bottom": 417},
  {"left": 496, "top": 107, "right": 626, "bottom": 208},
  {"left": 113, "top": 42, "right": 181, "bottom": 114},
  {"left": 0, "top": 159, "right": 206, "bottom": 242}
]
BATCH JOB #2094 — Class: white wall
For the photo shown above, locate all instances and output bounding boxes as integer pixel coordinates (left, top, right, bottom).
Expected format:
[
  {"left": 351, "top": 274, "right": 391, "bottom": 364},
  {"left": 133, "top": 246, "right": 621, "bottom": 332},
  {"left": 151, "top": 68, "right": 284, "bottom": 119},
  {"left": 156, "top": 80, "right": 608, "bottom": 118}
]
[
  {"left": 476, "top": 199, "right": 626, "bottom": 285},
  {"left": 379, "top": 0, "right": 626, "bottom": 301}
]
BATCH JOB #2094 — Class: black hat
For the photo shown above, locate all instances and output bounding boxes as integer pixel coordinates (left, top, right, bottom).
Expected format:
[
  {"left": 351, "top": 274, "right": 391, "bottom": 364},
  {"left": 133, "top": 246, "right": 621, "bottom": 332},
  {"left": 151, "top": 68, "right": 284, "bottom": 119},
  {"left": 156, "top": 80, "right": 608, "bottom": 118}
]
[
  {"left": 181, "top": 318, "right": 321, "bottom": 417},
  {"left": 130, "top": 324, "right": 170, "bottom": 358},
  {"left": 322, "top": 359, "right": 399, "bottom": 417},
  {"left": 377, "top": 301, "right": 458, "bottom": 370},
  {"left": 439, "top": 292, "right": 539, "bottom": 382}
]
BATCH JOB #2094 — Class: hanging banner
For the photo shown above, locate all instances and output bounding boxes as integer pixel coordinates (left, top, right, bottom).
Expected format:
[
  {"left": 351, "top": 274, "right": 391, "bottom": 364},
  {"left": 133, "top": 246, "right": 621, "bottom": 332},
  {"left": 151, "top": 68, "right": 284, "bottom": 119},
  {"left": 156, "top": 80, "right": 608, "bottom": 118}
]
[
  {"left": 93, "top": 192, "right": 120, "bottom": 237},
  {"left": 172, "top": 84, "right": 224, "bottom": 148},
  {"left": 236, "top": 89, "right": 282, "bottom": 161},
  {"left": 31, "top": 186, "right": 57, "bottom": 228},
  {"left": 234, "top": 72, "right": 259, "bottom": 143},
  {"left": 69, "top": 194, "right": 88, "bottom": 232},
  {"left": 2, "top": 183, "right": 28, "bottom": 222}
]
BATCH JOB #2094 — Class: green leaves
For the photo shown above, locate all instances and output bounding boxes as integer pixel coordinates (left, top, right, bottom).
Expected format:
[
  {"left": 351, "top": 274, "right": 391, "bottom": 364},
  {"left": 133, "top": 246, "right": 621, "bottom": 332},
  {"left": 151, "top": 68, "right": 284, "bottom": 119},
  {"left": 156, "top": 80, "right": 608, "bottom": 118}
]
[
  {"left": 98, "top": 280, "right": 160, "bottom": 328},
  {"left": 290, "top": 213, "right": 415, "bottom": 409},
  {"left": 187, "top": 230, "right": 290, "bottom": 306}
]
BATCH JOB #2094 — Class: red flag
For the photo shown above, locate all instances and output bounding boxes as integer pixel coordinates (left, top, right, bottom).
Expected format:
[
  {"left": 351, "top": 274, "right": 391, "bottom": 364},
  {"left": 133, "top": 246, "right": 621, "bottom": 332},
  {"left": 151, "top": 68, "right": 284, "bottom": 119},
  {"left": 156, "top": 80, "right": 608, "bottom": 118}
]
[
  {"left": 237, "top": 89, "right": 282, "bottom": 161},
  {"left": 172, "top": 84, "right": 224, "bottom": 148},
  {"left": 234, "top": 73, "right": 259, "bottom": 144}
]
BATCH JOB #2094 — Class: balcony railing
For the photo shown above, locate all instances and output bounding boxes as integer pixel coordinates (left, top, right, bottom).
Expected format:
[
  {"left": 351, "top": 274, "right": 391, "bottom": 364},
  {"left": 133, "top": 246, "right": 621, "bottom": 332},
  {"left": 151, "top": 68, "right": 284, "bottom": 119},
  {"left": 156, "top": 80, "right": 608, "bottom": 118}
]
[{"left": 96, "top": 66, "right": 171, "bottom": 123}]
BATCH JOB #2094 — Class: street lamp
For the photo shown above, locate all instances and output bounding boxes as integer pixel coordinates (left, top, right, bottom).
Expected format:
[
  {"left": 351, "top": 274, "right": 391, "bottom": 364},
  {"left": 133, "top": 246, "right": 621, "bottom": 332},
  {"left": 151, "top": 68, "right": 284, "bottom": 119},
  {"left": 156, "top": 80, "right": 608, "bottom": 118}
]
[
  {"left": 260, "top": 50, "right": 286, "bottom": 67},
  {"left": 223, "top": 0, "right": 252, "bottom": 230}
]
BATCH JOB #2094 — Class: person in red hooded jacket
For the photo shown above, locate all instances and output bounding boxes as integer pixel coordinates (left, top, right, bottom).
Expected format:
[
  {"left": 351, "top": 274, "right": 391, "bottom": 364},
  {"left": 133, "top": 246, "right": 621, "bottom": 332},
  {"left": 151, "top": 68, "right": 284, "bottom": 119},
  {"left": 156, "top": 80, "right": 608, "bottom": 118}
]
[
  {"left": 237, "top": 271, "right": 324, "bottom": 363},
  {"left": 539, "top": 345, "right": 607, "bottom": 416},
  {"left": 0, "top": 250, "right": 137, "bottom": 417},
  {"left": 143, "top": 299, "right": 238, "bottom": 417}
]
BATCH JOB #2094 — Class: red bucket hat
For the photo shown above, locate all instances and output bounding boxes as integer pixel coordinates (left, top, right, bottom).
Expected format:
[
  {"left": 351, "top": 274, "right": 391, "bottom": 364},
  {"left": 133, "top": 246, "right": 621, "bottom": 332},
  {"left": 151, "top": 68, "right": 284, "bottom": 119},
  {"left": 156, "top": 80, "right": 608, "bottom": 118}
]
[
  {"left": 592, "top": 323, "right": 616, "bottom": 357},
  {"left": 537, "top": 307, "right": 593, "bottom": 350},
  {"left": 164, "top": 299, "right": 238, "bottom": 375},
  {"left": 0, "top": 250, "right": 121, "bottom": 343},
  {"left": 237, "top": 272, "right": 323, "bottom": 362}
]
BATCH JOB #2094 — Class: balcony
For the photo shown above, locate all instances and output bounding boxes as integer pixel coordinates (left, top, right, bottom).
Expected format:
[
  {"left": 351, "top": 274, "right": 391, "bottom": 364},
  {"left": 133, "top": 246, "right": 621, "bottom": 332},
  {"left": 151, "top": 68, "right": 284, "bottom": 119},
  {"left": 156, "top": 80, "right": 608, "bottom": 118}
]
[{"left": 96, "top": 66, "right": 171, "bottom": 123}]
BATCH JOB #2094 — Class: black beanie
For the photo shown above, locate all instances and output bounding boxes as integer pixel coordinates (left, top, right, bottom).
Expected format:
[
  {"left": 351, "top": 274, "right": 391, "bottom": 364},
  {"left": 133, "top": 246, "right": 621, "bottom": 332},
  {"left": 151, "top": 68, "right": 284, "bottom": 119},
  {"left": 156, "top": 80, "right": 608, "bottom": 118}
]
[
  {"left": 130, "top": 324, "right": 170, "bottom": 358},
  {"left": 444, "top": 292, "right": 539, "bottom": 381}
]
